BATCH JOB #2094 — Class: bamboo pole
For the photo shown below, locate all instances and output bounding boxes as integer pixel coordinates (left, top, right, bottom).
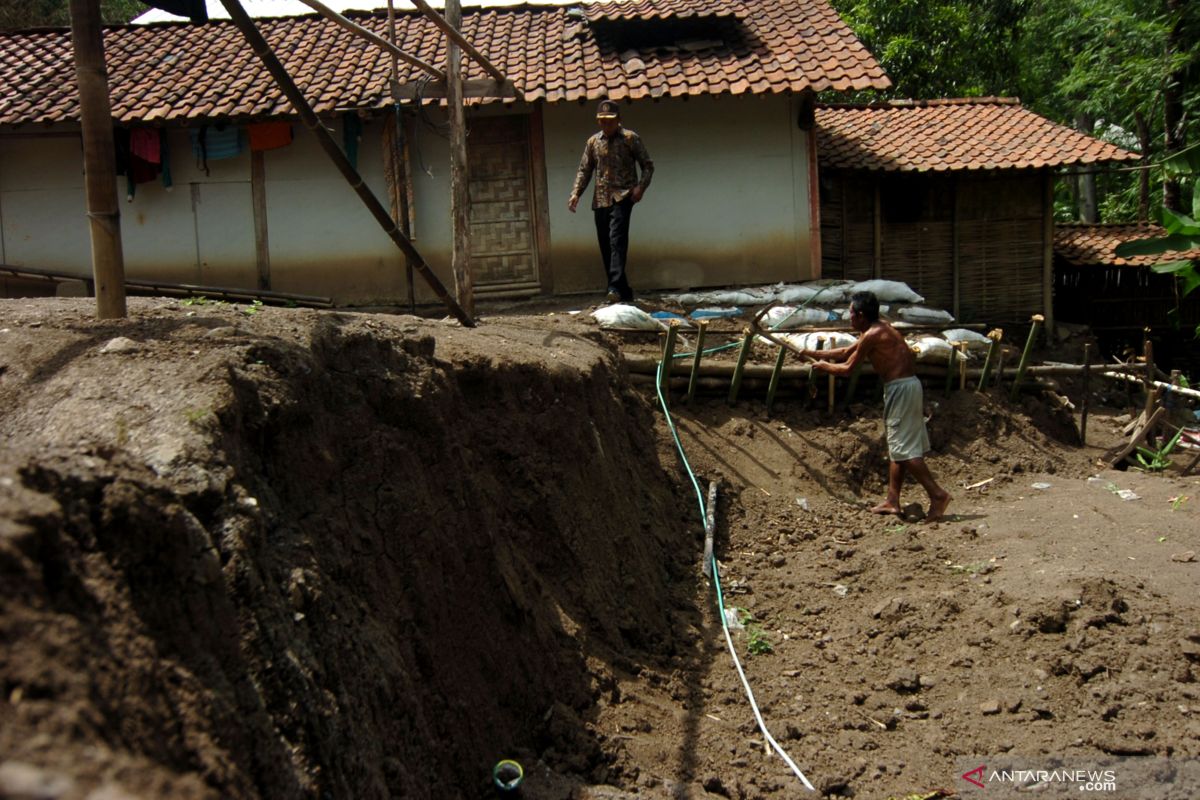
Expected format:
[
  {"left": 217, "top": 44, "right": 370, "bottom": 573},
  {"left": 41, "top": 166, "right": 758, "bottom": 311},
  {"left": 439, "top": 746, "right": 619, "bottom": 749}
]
[
  {"left": 215, "top": 0, "right": 474, "bottom": 328},
  {"left": 842, "top": 358, "right": 863, "bottom": 409},
  {"left": 1108, "top": 406, "right": 1167, "bottom": 469},
  {"left": 1142, "top": 334, "right": 1156, "bottom": 422},
  {"left": 295, "top": 0, "right": 445, "bottom": 79},
  {"left": 686, "top": 320, "right": 707, "bottom": 404},
  {"left": 1010, "top": 315, "right": 1044, "bottom": 402},
  {"left": 957, "top": 343, "right": 968, "bottom": 391},
  {"left": 659, "top": 320, "right": 680, "bottom": 403},
  {"left": 977, "top": 328, "right": 1003, "bottom": 392},
  {"left": 1080, "top": 342, "right": 1092, "bottom": 445},
  {"left": 1101, "top": 371, "right": 1200, "bottom": 401},
  {"left": 446, "top": 0, "right": 473, "bottom": 318},
  {"left": 728, "top": 328, "right": 754, "bottom": 405},
  {"left": 766, "top": 342, "right": 787, "bottom": 414},
  {"left": 827, "top": 362, "right": 836, "bottom": 414},
  {"left": 407, "top": 0, "right": 508, "bottom": 84},
  {"left": 69, "top": 0, "right": 126, "bottom": 319}
]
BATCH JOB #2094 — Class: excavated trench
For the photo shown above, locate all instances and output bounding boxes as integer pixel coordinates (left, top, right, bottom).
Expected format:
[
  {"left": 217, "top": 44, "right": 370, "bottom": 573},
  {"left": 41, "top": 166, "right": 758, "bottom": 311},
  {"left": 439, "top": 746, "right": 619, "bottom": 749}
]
[{"left": 0, "top": 308, "right": 698, "bottom": 799}]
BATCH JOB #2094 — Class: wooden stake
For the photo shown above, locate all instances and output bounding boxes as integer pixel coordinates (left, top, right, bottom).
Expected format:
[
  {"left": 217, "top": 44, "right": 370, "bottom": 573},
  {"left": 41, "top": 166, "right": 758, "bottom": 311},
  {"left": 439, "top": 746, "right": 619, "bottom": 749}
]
[
  {"left": 1108, "top": 406, "right": 1167, "bottom": 469},
  {"left": 977, "top": 328, "right": 1003, "bottom": 392},
  {"left": 958, "top": 343, "right": 968, "bottom": 391},
  {"left": 1080, "top": 342, "right": 1092, "bottom": 446},
  {"left": 69, "top": 0, "right": 126, "bottom": 319},
  {"left": 728, "top": 328, "right": 754, "bottom": 405},
  {"left": 944, "top": 342, "right": 957, "bottom": 397},
  {"left": 686, "top": 320, "right": 708, "bottom": 405},
  {"left": 827, "top": 365, "right": 836, "bottom": 415},
  {"left": 659, "top": 320, "right": 680, "bottom": 403},
  {"left": 1010, "top": 314, "right": 1044, "bottom": 402},
  {"left": 766, "top": 342, "right": 787, "bottom": 414},
  {"left": 216, "top": 0, "right": 474, "bottom": 327},
  {"left": 446, "top": 0, "right": 473, "bottom": 318},
  {"left": 1142, "top": 334, "right": 1156, "bottom": 425},
  {"left": 702, "top": 480, "right": 719, "bottom": 578}
]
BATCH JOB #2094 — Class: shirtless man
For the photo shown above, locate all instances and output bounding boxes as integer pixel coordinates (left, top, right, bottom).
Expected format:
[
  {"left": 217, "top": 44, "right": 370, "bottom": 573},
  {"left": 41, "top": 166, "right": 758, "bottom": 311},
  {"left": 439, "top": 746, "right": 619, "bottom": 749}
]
[{"left": 797, "top": 290, "right": 952, "bottom": 523}]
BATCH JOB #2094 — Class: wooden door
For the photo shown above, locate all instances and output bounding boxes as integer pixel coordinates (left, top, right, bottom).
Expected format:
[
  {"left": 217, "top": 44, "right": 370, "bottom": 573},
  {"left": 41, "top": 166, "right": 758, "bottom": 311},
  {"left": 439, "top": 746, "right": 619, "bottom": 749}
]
[{"left": 467, "top": 116, "right": 540, "bottom": 296}]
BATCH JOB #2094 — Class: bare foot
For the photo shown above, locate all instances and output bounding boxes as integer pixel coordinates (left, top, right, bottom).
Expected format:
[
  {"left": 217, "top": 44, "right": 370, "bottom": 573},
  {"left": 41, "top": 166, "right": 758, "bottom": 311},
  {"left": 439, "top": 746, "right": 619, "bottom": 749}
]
[
  {"left": 926, "top": 493, "right": 952, "bottom": 523},
  {"left": 870, "top": 500, "right": 902, "bottom": 515}
]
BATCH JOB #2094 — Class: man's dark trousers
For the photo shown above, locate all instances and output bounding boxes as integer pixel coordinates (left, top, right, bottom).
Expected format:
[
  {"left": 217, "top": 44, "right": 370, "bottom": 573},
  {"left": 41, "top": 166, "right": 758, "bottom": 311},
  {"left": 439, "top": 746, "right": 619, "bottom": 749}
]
[{"left": 594, "top": 195, "right": 634, "bottom": 301}]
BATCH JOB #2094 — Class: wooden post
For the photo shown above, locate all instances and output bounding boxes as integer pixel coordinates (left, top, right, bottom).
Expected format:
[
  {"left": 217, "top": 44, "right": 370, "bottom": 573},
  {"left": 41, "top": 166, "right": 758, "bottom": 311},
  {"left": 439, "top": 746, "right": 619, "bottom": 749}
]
[
  {"left": 251, "top": 151, "right": 271, "bottom": 289},
  {"left": 1080, "top": 342, "right": 1092, "bottom": 445},
  {"left": 1010, "top": 315, "right": 1044, "bottom": 402},
  {"left": 216, "top": 0, "right": 474, "bottom": 327},
  {"left": 842, "top": 358, "right": 863, "bottom": 409},
  {"left": 766, "top": 343, "right": 786, "bottom": 414},
  {"left": 944, "top": 342, "right": 957, "bottom": 397},
  {"left": 69, "top": 0, "right": 126, "bottom": 319},
  {"left": 827, "top": 366, "right": 836, "bottom": 414},
  {"left": 728, "top": 328, "right": 754, "bottom": 405},
  {"left": 1141, "top": 334, "right": 1157, "bottom": 447},
  {"left": 659, "top": 320, "right": 680, "bottom": 403},
  {"left": 957, "top": 343, "right": 968, "bottom": 392},
  {"left": 446, "top": 0, "right": 473, "bottom": 318},
  {"left": 977, "top": 328, "right": 1002, "bottom": 392},
  {"left": 686, "top": 320, "right": 707, "bottom": 405}
]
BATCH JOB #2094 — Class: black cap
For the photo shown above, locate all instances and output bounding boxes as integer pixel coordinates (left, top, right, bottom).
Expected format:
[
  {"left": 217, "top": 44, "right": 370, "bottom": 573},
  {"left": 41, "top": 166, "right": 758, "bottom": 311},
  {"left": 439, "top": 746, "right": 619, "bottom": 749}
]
[{"left": 596, "top": 99, "right": 620, "bottom": 119}]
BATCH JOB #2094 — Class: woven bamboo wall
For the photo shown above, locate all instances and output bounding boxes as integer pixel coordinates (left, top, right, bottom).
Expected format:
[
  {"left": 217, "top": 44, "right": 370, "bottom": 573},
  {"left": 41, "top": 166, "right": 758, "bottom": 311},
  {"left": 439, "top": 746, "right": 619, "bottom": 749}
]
[{"left": 819, "top": 170, "right": 1045, "bottom": 322}]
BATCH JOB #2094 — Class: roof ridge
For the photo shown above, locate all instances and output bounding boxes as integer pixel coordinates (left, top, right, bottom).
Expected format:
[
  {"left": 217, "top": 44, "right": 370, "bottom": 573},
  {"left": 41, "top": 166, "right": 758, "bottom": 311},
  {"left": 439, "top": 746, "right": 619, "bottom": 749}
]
[{"left": 817, "top": 96, "right": 1021, "bottom": 111}]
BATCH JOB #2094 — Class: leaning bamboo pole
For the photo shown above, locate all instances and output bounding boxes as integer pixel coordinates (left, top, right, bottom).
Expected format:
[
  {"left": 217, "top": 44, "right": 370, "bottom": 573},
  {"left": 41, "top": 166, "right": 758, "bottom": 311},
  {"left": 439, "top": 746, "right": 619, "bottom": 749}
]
[{"left": 215, "top": 0, "right": 474, "bottom": 328}]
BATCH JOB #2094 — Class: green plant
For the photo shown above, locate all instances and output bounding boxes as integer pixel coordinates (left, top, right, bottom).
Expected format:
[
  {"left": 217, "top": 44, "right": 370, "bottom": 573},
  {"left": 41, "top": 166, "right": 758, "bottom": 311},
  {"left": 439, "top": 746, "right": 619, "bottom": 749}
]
[
  {"left": 1134, "top": 426, "right": 1185, "bottom": 471},
  {"left": 1114, "top": 142, "right": 1200, "bottom": 338},
  {"left": 184, "top": 406, "right": 213, "bottom": 425},
  {"left": 181, "top": 295, "right": 209, "bottom": 306},
  {"left": 735, "top": 608, "right": 774, "bottom": 656},
  {"left": 243, "top": 299, "right": 264, "bottom": 316},
  {"left": 1170, "top": 494, "right": 1190, "bottom": 511}
]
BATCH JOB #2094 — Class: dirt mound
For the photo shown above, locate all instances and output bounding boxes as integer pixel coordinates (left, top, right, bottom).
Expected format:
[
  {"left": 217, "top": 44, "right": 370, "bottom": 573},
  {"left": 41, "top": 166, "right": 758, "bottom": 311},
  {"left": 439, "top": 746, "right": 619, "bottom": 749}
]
[
  {"left": 0, "top": 299, "right": 695, "bottom": 798},
  {"left": 3, "top": 298, "right": 1199, "bottom": 800}
]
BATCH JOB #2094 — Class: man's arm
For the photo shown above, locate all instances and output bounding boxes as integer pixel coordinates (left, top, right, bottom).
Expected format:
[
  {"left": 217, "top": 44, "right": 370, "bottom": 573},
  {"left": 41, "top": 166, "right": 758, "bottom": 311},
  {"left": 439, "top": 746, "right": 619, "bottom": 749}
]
[
  {"left": 568, "top": 139, "right": 595, "bottom": 212},
  {"left": 801, "top": 339, "right": 858, "bottom": 363},
  {"left": 631, "top": 134, "right": 653, "bottom": 202},
  {"left": 810, "top": 335, "right": 871, "bottom": 376}
]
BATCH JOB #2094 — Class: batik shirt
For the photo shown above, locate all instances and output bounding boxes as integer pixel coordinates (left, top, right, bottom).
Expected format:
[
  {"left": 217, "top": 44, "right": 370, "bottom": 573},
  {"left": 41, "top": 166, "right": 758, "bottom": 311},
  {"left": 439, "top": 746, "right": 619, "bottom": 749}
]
[{"left": 571, "top": 127, "right": 655, "bottom": 209}]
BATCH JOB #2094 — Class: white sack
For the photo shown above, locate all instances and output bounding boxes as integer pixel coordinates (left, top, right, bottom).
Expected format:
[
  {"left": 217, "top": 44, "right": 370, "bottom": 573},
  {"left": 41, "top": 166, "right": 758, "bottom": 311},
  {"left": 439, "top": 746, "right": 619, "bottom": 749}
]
[
  {"left": 777, "top": 331, "right": 858, "bottom": 351},
  {"left": 940, "top": 328, "right": 992, "bottom": 349},
  {"left": 897, "top": 306, "right": 955, "bottom": 324},
  {"left": 591, "top": 303, "right": 662, "bottom": 330},
  {"left": 848, "top": 279, "right": 925, "bottom": 304},
  {"left": 909, "top": 335, "right": 968, "bottom": 362},
  {"left": 763, "top": 306, "right": 838, "bottom": 329}
]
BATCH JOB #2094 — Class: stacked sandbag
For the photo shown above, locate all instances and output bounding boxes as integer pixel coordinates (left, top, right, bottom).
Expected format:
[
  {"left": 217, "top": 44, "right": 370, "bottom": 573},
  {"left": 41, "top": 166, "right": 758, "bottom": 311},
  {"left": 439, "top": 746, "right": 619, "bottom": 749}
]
[{"left": 591, "top": 303, "right": 663, "bottom": 331}]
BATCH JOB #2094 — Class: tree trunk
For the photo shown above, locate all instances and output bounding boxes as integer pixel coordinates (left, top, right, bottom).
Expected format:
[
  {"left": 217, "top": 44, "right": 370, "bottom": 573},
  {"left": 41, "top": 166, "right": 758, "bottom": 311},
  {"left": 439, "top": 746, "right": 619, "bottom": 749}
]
[
  {"left": 69, "top": 0, "right": 127, "bottom": 319},
  {"left": 1134, "top": 110, "right": 1152, "bottom": 222},
  {"left": 1074, "top": 113, "right": 1098, "bottom": 222},
  {"left": 1163, "top": 0, "right": 1185, "bottom": 212}
]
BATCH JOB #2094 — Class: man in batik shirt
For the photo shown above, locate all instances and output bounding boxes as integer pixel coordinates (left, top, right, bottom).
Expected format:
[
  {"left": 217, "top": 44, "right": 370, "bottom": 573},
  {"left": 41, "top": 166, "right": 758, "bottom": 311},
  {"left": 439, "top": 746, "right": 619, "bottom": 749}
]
[{"left": 568, "top": 99, "right": 654, "bottom": 303}]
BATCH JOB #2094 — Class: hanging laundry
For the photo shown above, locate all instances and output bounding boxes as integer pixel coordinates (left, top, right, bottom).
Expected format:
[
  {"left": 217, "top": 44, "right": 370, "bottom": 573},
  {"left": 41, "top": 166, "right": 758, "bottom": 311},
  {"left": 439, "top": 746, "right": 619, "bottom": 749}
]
[
  {"left": 190, "top": 124, "right": 245, "bottom": 175},
  {"left": 343, "top": 113, "right": 362, "bottom": 170},
  {"left": 249, "top": 121, "right": 293, "bottom": 152},
  {"left": 130, "top": 128, "right": 161, "bottom": 164}
]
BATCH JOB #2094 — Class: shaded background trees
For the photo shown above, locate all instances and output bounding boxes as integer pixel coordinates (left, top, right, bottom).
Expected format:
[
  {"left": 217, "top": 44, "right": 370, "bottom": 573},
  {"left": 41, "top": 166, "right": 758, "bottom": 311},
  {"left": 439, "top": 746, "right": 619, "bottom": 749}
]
[
  {"left": 829, "top": 0, "right": 1199, "bottom": 224},
  {"left": 0, "top": 0, "right": 142, "bottom": 30}
]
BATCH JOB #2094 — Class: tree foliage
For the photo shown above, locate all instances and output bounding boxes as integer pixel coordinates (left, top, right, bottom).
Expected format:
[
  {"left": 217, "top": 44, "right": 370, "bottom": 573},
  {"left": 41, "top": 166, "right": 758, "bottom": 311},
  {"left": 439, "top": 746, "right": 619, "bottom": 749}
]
[
  {"left": 0, "top": 0, "right": 145, "bottom": 31},
  {"left": 829, "top": 0, "right": 1200, "bottom": 225}
]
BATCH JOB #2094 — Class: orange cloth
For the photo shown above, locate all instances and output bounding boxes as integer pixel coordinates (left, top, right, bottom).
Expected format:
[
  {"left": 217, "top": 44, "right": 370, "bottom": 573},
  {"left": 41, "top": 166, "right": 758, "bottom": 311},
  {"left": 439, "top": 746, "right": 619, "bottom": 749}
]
[{"left": 248, "top": 122, "right": 293, "bottom": 152}]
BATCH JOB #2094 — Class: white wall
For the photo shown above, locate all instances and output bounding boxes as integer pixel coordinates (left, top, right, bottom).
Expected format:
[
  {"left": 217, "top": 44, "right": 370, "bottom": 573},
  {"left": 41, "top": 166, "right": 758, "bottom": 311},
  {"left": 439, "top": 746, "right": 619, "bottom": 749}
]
[
  {"left": 1, "top": 95, "right": 815, "bottom": 305},
  {"left": 542, "top": 94, "right": 814, "bottom": 295}
]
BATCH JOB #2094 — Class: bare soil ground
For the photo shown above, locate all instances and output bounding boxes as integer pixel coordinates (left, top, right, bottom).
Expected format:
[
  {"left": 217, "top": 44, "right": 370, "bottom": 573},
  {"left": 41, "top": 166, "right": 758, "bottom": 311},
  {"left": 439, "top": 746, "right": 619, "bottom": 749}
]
[{"left": 1, "top": 296, "right": 1198, "bottom": 800}]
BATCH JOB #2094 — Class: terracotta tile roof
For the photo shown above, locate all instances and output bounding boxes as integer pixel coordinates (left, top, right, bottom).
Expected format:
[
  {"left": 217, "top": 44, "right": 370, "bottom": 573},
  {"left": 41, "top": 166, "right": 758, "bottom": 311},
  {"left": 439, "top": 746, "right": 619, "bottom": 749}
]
[
  {"left": 816, "top": 98, "right": 1140, "bottom": 172},
  {"left": 1055, "top": 223, "right": 1200, "bottom": 268},
  {"left": 0, "top": 0, "right": 889, "bottom": 126}
]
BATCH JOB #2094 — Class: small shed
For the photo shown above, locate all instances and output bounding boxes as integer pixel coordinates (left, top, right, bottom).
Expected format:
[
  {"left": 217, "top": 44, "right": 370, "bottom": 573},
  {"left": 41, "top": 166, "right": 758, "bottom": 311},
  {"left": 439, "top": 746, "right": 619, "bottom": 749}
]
[
  {"left": 815, "top": 98, "right": 1138, "bottom": 326},
  {"left": 1055, "top": 222, "right": 1200, "bottom": 370}
]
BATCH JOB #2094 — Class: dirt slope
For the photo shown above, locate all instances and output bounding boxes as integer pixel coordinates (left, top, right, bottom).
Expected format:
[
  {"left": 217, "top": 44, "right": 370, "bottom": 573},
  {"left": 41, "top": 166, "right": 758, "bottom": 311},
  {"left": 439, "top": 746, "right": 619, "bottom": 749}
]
[{"left": 2, "top": 297, "right": 1199, "bottom": 800}]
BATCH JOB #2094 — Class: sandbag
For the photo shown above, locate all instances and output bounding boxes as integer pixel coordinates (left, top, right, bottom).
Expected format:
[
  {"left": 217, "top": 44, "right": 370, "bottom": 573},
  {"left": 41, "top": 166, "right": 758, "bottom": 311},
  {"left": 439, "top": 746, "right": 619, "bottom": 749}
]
[
  {"left": 776, "top": 281, "right": 852, "bottom": 305},
  {"left": 848, "top": 279, "right": 924, "bottom": 304},
  {"left": 897, "top": 306, "right": 955, "bottom": 324},
  {"left": 591, "top": 303, "right": 662, "bottom": 330},
  {"left": 909, "top": 335, "right": 968, "bottom": 362},
  {"left": 778, "top": 331, "right": 858, "bottom": 351},
  {"left": 763, "top": 305, "right": 839, "bottom": 329},
  {"left": 941, "top": 328, "right": 991, "bottom": 349}
]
